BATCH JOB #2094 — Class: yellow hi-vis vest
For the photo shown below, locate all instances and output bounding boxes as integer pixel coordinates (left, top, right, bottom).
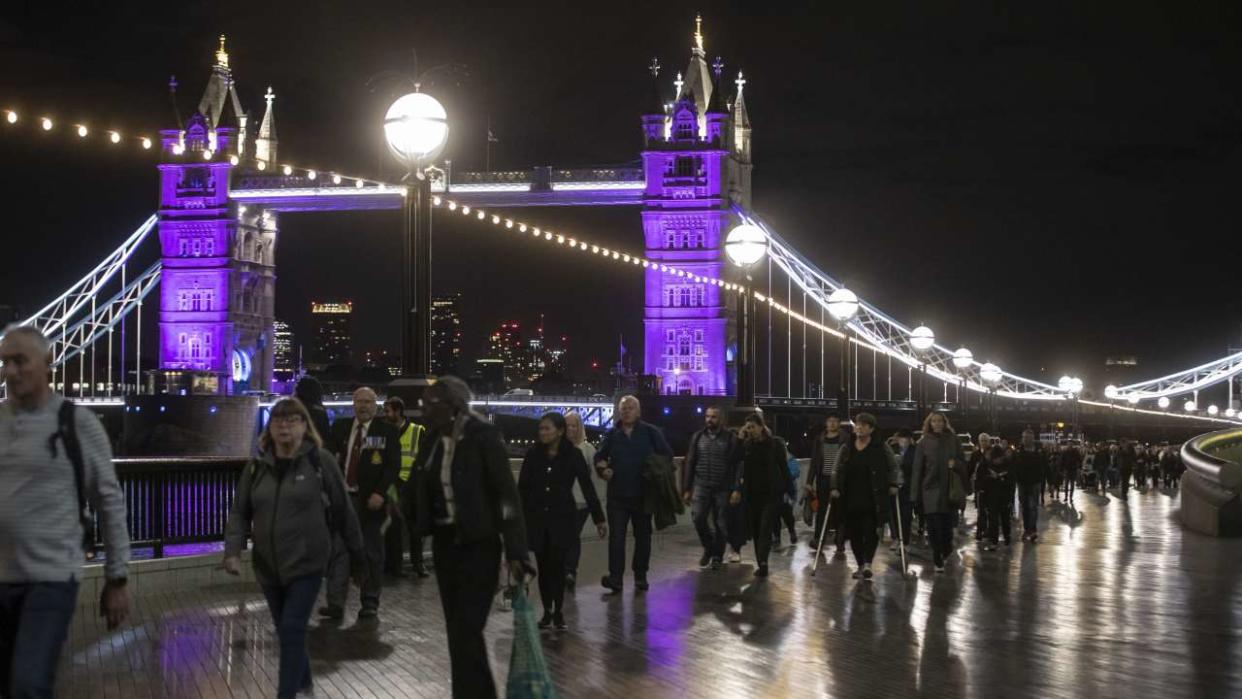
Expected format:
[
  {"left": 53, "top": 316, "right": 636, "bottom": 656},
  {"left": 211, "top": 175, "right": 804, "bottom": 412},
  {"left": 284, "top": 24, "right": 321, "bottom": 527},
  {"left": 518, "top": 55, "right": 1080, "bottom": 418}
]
[{"left": 388, "top": 420, "right": 425, "bottom": 504}]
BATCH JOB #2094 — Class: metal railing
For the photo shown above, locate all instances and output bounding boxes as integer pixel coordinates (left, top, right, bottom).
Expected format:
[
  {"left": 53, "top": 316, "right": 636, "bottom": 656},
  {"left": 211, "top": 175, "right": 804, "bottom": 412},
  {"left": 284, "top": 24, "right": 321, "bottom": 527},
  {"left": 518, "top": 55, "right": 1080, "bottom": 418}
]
[{"left": 90, "top": 457, "right": 247, "bottom": 558}]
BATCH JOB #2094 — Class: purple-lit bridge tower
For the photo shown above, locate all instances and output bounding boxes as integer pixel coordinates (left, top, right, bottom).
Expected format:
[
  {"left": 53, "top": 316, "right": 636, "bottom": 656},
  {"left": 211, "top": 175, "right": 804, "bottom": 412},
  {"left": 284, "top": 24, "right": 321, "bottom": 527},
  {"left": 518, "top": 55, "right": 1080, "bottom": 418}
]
[
  {"left": 154, "top": 27, "right": 751, "bottom": 396},
  {"left": 640, "top": 19, "right": 752, "bottom": 396}
]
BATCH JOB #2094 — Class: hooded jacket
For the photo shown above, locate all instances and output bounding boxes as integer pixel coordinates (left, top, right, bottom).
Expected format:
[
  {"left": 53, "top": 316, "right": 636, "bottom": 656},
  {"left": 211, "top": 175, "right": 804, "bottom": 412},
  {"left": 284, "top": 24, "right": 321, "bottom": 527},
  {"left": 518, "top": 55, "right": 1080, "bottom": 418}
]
[{"left": 225, "top": 440, "right": 364, "bottom": 587}]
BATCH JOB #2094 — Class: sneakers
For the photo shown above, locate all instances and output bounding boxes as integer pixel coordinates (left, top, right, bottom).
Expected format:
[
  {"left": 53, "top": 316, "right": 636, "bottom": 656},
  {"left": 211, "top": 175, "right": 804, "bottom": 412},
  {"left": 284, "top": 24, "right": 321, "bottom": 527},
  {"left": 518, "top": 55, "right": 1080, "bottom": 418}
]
[
  {"left": 699, "top": 552, "right": 712, "bottom": 569},
  {"left": 600, "top": 575, "right": 622, "bottom": 594},
  {"left": 710, "top": 558, "right": 722, "bottom": 571},
  {"left": 727, "top": 551, "right": 742, "bottom": 564},
  {"left": 862, "top": 564, "right": 873, "bottom": 580},
  {"left": 317, "top": 605, "right": 344, "bottom": 620},
  {"left": 754, "top": 564, "right": 769, "bottom": 578},
  {"left": 852, "top": 569, "right": 862, "bottom": 579},
  {"left": 357, "top": 607, "right": 378, "bottom": 620},
  {"left": 635, "top": 576, "right": 650, "bottom": 591},
  {"left": 538, "top": 611, "right": 554, "bottom": 629},
  {"left": 553, "top": 611, "right": 567, "bottom": 630},
  {"left": 934, "top": 564, "right": 945, "bottom": 574}
]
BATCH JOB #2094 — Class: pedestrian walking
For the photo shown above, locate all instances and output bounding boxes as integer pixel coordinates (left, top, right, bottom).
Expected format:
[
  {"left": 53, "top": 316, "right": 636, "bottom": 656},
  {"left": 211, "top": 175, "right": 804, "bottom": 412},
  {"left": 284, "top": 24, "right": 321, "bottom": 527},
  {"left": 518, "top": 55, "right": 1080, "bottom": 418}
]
[
  {"left": 383, "top": 397, "right": 428, "bottom": 578},
  {"left": 1118, "top": 439, "right": 1137, "bottom": 496},
  {"left": 910, "top": 412, "right": 965, "bottom": 573},
  {"left": 294, "top": 375, "right": 332, "bottom": 445},
  {"left": 564, "top": 411, "right": 603, "bottom": 590},
  {"left": 969, "top": 433, "right": 992, "bottom": 542},
  {"left": 322, "top": 387, "right": 400, "bottom": 621},
  {"left": 681, "top": 406, "right": 740, "bottom": 570},
  {"left": 0, "top": 326, "right": 131, "bottom": 698},
  {"left": 518, "top": 412, "right": 606, "bottom": 630},
  {"left": 1059, "top": 443, "right": 1081, "bottom": 504},
  {"left": 594, "top": 395, "right": 673, "bottom": 593},
  {"left": 223, "top": 398, "right": 365, "bottom": 699},
  {"left": 409, "top": 376, "right": 531, "bottom": 698},
  {"left": 1012, "top": 430, "right": 1045, "bottom": 542},
  {"left": 731, "top": 413, "right": 788, "bottom": 577},
  {"left": 805, "top": 413, "right": 849, "bottom": 559},
  {"left": 887, "top": 429, "right": 916, "bottom": 551},
  {"left": 829, "top": 413, "right": 900, "bottom": 580}
]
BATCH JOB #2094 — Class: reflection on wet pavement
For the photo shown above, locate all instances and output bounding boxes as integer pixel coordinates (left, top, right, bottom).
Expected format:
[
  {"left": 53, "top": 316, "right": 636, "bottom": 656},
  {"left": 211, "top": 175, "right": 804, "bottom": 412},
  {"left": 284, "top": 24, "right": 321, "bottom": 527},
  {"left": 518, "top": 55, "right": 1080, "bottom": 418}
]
[{"left": 57, "top": 486, "right": 1242, "bottom": 698}]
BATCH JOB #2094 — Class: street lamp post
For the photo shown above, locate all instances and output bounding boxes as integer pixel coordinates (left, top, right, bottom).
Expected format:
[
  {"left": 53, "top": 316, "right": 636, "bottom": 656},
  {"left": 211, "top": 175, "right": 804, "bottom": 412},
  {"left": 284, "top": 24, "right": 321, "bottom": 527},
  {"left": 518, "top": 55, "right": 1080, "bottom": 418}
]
[
  {"left": 384, "top": 90, "right": 448, "bottom": 378},
  {"left": 827, "top": 288, "right": 859, "bottom": 420},
  {"left": 981, "top": 362, "right": 1002, "bottom": 434},
  {"left": 910, "top": 325, "right": 935, "bottom": 417},
  {"left": 952, "top": 347, "right": 973, "bottom": 420},
  {"left": 725, "top": 223, "right": 767, "bottom": 410}
]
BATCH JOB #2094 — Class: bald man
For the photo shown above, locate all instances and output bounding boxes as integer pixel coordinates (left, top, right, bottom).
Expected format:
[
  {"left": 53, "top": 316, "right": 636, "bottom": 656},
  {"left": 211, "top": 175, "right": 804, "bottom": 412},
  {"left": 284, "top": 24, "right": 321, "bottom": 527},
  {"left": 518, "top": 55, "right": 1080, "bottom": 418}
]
[{"left": 323, "top": 387, "right": 400, "bottom": 621}]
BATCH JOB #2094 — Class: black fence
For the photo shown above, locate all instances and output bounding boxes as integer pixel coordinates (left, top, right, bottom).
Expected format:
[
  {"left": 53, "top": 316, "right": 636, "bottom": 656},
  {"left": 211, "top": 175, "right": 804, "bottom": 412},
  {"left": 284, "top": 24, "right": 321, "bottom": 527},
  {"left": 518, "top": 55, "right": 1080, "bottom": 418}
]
[{"left": 89, "top": 457, "right": 248, "bottom": 559}]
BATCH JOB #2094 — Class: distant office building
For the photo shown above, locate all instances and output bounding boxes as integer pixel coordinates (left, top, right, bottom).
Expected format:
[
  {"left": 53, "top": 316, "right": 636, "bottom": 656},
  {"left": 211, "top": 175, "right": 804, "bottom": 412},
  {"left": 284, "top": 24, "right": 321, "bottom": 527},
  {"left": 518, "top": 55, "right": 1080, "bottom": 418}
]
[
  {"left": 272, "top": 319, "right": 296, "bottom": 378},
  {"left": 473, "top": 358, "right": 506, "bottom": 395},
  {"left": 488, "top": 321, "right": 526, "bottom": 383},
  {"left": 309, "top": 302, "right": 352, "bottom": 370},
  {"left": 362, "top": 348, "right": 401, "bottom": 377},
  {"left": 431, "top": 294, "right": 463, "bottom": 376}
]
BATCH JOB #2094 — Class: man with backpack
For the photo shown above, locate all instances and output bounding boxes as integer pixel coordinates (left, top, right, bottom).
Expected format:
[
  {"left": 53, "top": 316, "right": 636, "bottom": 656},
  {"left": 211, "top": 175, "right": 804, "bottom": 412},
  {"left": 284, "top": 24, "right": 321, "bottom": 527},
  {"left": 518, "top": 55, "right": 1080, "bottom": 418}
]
[{"left": 0, "top": 326, "right": 131, "bottom": 697}]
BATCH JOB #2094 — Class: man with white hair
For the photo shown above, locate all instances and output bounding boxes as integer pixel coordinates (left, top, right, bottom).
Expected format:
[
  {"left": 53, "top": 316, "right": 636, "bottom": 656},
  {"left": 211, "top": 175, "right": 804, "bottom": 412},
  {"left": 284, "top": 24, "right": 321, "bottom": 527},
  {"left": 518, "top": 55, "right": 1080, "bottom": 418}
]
[
  {"left": 593, "top": 395, "right": 673, "bottom": 593},
  {"left": 323, "top": 386, "right": 400, "bottom": 621},
  {"left": 0, "top": 325, "right": 131, "bottom": 696}
]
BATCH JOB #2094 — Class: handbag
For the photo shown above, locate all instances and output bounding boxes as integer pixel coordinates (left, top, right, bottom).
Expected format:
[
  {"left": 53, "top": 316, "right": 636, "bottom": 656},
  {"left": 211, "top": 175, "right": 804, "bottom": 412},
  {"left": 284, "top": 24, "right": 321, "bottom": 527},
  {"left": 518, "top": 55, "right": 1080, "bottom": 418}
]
[
  {"left": 505, "top": 586, "right": 558, "bottom": 699},
  {"left": 800, "top": 493, "right": 817, "bottom": 526},
  {"left": 946, "top": 463, "right": 966, "bottom": 509}
]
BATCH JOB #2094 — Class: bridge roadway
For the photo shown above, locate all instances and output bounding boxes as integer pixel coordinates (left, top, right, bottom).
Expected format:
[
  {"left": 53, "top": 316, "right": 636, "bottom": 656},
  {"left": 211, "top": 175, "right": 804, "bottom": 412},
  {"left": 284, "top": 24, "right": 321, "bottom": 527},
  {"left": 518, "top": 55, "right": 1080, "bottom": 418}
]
[{"left": 55, "top": 487, "right": 1240, "bottom": 698}]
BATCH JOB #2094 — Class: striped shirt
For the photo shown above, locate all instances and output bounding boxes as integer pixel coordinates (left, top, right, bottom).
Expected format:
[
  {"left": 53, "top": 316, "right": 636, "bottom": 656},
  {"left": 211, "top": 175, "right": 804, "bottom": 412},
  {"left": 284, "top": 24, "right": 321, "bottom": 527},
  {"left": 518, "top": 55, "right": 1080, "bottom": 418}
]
[
  {"left": 0, "top": 395, "right": 130, "bottom": 583},
  {"left": 820, "top": 434, "right": 845, "bottom": 477}
]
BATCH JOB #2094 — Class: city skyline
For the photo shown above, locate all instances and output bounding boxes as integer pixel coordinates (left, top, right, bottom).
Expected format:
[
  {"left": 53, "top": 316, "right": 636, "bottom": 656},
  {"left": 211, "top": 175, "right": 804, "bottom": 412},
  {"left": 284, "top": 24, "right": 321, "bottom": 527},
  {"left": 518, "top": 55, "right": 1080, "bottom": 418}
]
[{"left": 1, "top": 4, "right": 1240, "bottom": 393}]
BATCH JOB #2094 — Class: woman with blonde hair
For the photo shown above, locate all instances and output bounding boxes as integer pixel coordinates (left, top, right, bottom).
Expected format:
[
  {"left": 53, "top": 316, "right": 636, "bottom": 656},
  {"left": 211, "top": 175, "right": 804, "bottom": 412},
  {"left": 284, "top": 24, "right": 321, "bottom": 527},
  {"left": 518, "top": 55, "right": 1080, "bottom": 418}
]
[
  {"left": 224, "top": 398, "right": 365, "bottom": 698},
  {"left": 910, "top": 411, "right": 965, "bottom": 573}
]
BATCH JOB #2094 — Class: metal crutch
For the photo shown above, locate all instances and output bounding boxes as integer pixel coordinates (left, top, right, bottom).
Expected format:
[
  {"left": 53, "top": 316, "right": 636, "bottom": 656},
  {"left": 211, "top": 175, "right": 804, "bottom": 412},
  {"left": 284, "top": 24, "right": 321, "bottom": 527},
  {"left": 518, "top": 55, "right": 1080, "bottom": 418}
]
[
  {"left": 893, "top": 493, "right": 915, "bottom": 579},
  {"left": 811, "top": 496, "right": 833, "bottom": 576}
]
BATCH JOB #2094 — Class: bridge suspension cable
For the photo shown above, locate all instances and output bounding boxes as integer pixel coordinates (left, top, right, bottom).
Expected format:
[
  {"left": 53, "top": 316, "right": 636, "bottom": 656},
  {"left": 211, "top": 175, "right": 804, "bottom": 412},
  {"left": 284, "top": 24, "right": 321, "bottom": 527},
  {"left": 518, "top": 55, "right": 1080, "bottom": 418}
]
[{"left": 1109, "top": 350, "right": 1242, "bottom": 402}]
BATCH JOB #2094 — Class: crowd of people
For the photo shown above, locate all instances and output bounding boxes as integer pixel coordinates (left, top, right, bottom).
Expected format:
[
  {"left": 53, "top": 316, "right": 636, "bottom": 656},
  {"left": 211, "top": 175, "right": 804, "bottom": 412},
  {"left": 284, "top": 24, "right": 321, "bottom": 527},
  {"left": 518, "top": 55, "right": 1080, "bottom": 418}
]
[{"left": 0, "top": 321, "right": 1195, "bottom": 698}]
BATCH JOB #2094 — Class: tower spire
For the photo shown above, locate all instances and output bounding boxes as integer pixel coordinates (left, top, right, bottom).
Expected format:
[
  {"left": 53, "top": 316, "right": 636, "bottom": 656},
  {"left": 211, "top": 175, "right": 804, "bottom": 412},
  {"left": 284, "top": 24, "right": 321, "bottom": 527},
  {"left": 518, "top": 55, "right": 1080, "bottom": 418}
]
[
  {"left": 694, "top": 14, "right": 704, "bottom": 53},
  {"left": 215, "top": 35, "right": 229, "bottom": 69}
]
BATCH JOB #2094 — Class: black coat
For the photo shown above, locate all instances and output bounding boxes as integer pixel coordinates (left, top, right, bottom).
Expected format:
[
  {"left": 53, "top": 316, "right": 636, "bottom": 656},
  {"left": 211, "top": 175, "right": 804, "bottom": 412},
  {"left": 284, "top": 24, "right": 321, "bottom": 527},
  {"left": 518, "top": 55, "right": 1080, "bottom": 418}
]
[
  {"left": 410, "top": 415, "right": 529, "bottom": 563},
  {"left": 736, "top": 436, "right": 788, "bottom": 505},
  {"left": 830, "top": 439, "right": 900, "bottom": 522},
  {"left": 329, "top": 418, "right": 400, "bottom": 502},
  {"left": 682, "top": 428, "right": 740, "bottom": 493},
  {"left": 1011, "top": 445, "right": 1046, "bottom": 488},
  {"left": 519, "top": 439, "right": 605, "bottom": 550}
]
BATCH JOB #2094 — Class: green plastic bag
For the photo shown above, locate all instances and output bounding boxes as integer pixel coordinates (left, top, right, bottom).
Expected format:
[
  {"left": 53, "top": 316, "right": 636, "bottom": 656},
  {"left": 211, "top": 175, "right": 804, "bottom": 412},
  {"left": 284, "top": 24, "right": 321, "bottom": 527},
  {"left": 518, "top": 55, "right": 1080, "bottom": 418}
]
[{"left": 505, "top": 586, "right": 558, "bottom": 699}]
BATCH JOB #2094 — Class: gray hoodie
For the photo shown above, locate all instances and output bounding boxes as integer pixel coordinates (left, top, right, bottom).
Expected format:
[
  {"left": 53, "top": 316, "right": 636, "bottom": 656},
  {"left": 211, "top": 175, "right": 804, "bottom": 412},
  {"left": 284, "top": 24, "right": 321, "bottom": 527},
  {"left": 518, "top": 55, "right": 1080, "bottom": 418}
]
[{"left": 225, "top": 441, "right": 363, "bottom": 586}]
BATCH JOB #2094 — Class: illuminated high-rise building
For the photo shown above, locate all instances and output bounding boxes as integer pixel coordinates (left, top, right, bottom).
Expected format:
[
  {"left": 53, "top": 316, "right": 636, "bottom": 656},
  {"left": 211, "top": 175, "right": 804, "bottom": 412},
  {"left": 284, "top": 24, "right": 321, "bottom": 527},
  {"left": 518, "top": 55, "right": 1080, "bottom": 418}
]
[
  {"left": 272, "top": 319, "right": 295, "bottom": 378},
  {"left": 431, "top": 294, "right": 463, "bottom": 376},
  {"left": 488, "top": 321, "right": 526, "bottom": 383},
  {"left": 309, "top": 302, "right": 352, "bottom": 370}
]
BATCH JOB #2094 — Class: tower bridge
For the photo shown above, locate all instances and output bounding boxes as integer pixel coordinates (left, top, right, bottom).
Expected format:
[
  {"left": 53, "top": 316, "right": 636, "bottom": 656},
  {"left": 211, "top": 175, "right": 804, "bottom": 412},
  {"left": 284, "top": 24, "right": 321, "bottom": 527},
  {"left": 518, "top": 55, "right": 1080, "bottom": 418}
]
[{"left": 3, "top": 21, "right": 1241, "bottom": 435}]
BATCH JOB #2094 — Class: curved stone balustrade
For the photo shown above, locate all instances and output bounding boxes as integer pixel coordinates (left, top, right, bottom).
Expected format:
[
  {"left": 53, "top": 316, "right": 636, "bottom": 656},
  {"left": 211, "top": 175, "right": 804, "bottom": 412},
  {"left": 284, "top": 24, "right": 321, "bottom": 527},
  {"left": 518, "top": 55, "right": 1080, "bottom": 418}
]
[{"left": 1181, "top": 427, "right": 1242, "bottom": 536}]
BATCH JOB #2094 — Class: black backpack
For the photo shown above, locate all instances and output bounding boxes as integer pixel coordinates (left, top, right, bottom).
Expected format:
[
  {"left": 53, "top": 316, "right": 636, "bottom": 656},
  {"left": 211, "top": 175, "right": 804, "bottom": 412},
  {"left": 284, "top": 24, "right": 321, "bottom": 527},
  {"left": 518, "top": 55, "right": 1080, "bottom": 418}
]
[{"left": 47, "top": 399, "right": 96, "bottom": 557}]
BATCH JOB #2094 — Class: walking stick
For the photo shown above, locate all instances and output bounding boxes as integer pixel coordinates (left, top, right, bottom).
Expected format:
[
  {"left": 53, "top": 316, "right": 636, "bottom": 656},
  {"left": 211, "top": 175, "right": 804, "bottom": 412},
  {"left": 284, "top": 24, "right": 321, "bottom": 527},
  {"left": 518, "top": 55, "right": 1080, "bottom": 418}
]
[
  {"left": 893, "top": 493, "right": 915, "bottom": 579},
  {"left": 811, "top": 498, "right": 833, "bottom": 576}
]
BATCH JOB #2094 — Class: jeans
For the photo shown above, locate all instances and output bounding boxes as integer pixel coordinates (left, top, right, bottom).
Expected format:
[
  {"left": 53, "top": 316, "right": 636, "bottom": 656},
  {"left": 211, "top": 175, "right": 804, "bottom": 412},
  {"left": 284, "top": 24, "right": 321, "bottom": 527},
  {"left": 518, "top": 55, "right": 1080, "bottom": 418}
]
[
  {"left": 533, "top": 530, "right": 567, "bottom": 614},
  {"left": 433, "top": 530, "right": 501, "bottom": 698},
  {"left": 691, "top": 486, "right": 731, "bottom": 560},
  {"left": 260, "top": 575, "right": 321, "bottom": 699},
  {"left": 607, "top": 496, "right": 653, "bottom": 584},
  {"left": 0, "top": 580, "right": 79, "bottom": 699},
  {"left": 845, "top": 510, "right": 878, "bottom": 567},
  {"left": 974, "top": 486, "right": 991, "bottom": 540},
  {"left": 565, "top": 507, "right": 591, "bottom": 578},
  {"left": 746, "top": 497, "right": 776, "bottom": 568},
  {"left": 1019, "top": 485, "right": 1040, "bottom": 534},
  {"left": 987, "top": 483, "right": 1013, "bottom": 545},
  {"left": 924, "top": 512, "right": 956, "bottom": 566},
  {"left": 327, "top": 495, "right": 385, "bottom": 610},
  {"left": 1062, "top": 473, "right": 1076, "bottom": 501}
]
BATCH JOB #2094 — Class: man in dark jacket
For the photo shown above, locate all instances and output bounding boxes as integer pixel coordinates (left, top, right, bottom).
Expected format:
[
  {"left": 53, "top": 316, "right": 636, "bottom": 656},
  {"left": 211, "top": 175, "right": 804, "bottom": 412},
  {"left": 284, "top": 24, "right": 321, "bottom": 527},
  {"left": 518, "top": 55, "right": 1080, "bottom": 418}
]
[
  {"left": 321, "top": 386, "right": 400, "bottom": 621},
  {"left": 829, "top": 413, "right": 900, "bottom": 580},
  {"left": 294, "top": 375, "right": 332, "bottom": 442},
  {"left": 1011, "top": 429, "right": 1045, "bottom": 542},
  {"left": 681, "top": 406, "right": 740, "bottom": 570},
  {"left": 595, "top": 395, "right": 673, "bottom": 593},
  {"left": 410, "top": 376, "right": 530, "bottom": 699},
  {"left": 1118, "top": 439, "right": 1137, "bottom": 496}
]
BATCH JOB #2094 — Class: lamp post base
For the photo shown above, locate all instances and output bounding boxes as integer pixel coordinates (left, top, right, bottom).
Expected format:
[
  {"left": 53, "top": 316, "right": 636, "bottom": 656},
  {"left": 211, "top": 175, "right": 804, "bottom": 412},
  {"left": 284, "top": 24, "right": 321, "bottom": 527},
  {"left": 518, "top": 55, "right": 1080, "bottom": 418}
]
[{"left": 387, "top": 375, "right": 437, "bottom": 418}]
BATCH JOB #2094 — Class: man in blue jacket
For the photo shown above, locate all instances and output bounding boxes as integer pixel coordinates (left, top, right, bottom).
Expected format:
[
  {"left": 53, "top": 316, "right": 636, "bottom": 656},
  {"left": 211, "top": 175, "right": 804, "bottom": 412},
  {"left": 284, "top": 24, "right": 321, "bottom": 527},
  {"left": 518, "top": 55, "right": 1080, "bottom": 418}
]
[{"left": 595, "top": 395, "right": 673, "bottom": 593}]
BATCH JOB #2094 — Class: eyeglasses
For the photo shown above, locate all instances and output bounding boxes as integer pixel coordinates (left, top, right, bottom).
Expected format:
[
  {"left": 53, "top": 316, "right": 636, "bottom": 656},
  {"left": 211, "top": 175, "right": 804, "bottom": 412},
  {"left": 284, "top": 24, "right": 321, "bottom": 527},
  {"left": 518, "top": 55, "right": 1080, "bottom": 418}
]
[{"left": 270, "top": 415, "right": 305, "bottom": 426}]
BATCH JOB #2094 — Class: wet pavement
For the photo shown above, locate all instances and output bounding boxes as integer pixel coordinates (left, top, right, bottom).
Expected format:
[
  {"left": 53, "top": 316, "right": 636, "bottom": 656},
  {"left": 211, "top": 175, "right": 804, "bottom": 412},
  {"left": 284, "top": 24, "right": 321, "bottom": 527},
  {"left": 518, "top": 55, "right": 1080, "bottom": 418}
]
[{"left": 56, "top": 485, "right": 1242, "bottom": 698}]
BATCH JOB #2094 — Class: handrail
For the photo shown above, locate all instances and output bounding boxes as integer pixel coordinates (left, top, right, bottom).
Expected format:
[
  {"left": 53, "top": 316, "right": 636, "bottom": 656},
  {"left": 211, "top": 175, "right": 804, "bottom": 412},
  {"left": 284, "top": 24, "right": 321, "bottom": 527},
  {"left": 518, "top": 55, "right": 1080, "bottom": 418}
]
[{"left": 1181, "top": 428, "right": 1242, "bottom": 490}]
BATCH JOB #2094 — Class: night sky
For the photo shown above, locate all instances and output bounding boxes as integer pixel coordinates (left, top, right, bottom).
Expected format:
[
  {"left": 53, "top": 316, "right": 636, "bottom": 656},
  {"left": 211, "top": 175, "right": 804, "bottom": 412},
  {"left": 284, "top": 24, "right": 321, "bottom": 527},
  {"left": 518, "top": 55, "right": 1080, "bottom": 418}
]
[{"left": 1, "top": 1, "right": 1239, "bottom": 395}]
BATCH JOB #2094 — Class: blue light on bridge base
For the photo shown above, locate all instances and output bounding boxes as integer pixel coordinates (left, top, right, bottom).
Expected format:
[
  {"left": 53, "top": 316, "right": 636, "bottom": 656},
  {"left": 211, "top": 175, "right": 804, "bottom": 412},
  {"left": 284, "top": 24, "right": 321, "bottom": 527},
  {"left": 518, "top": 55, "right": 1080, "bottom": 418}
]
[{"left": 663, "top": 406, "right": 672, "bottom": 416}]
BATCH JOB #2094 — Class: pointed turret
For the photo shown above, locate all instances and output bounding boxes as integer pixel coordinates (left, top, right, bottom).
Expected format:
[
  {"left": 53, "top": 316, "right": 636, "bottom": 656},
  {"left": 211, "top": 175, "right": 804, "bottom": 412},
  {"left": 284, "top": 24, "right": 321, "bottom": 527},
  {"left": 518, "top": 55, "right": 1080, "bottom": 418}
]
[
  {"left": 704, "top": 56, "right": 728, "bottom": 144},
  {"left": 642, "top": 57, "right": 668, "bottom": 145},
  {"left": 254, "top": 86, "right": 277, "bottom": 166},
  {"left": 197, "top": 35, "right": 233, "bottom": 128},
  {"left": 677, "top": 14, "right": 713, "bottom": 123}
]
